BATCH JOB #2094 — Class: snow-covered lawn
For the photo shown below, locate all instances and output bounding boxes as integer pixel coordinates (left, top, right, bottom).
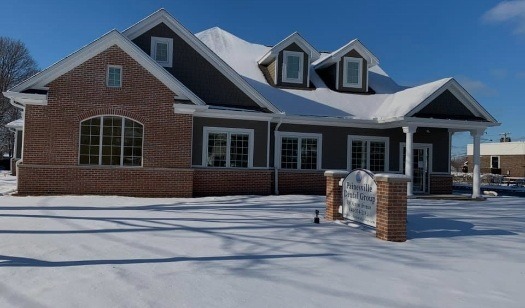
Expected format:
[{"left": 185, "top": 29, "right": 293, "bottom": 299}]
[
  {"left": 0, "top": 194, "right": 524, "bottom": 307},
  {"left": 0, "top": 174, "right": 16, "bottom": 195}
]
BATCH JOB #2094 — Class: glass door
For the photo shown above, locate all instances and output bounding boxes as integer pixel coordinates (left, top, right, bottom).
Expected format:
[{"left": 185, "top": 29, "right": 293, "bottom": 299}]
[{"left": 402, "top": 146, "right": 430, "bottom": 194}]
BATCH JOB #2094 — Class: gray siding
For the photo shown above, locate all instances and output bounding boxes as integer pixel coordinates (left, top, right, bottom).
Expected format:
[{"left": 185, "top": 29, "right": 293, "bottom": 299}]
[
  {"left": 133, "top": 23, "right": 264, "bottom": 111},
  {"left": 276, "top": 43, "right": 309, "bottom": 88},
  {"left": 193, "top": 117, "right": 269, "bottom": 167},
  {"left": 415, "top": 90, "right": 485, "bottom": 121},
  {"left": 316, "top": 64, "right": 337, "bottom": 90},
  {"left": 337, "top": 49, "right": 368, "bottom": 93}
]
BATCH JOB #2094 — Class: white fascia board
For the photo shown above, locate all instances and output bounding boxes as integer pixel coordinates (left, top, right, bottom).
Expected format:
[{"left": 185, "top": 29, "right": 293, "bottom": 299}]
[
  {"left": 381, "top": 116, "right": 499, "bottom": 130},
  {"left": 405, "top": 78, "right": 498, "bottom": 124},
  {"left": 173, "top": 104, "right": 209, "bottom": 114},
  {"left": 259, "top": 32, "right": 321, "bottom": 66},
  {"left": 9, "top": 30, "right": 205, "bottom": 106},
  {"left": 2, "top": 91, "right": 47, "bottom": 105},
  {"left": 123, "top": 9, "right": 282, "bottom": 114},
  {"left": 313, "top": 39, "right": 379, "bottom": 69},
  {"left": 193, "top": 108, "right": 275, "bottom": 121}
]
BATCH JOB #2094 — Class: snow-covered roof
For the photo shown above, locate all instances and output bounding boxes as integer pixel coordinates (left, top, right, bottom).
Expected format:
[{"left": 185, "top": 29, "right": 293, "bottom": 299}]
[
  {"left": 258, "top": 32, "right": 321, "bottom": 65},
  {"left": 5, "top": 119, "right": 23, "bottom": 129},
  {"left": 196, "top": 27, "right": 494, "bottom": 122},
  {"left": 313, "top": 39, "right": 379, "bottom": 69}
]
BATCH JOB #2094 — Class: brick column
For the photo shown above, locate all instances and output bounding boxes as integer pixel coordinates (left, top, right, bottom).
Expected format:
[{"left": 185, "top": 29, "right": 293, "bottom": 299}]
[
  {"left": 324, "top": 170, "right": 348, "bottom": 221},
  {"left": 374, "top": 174, "right": 411, "bottom": 242}
]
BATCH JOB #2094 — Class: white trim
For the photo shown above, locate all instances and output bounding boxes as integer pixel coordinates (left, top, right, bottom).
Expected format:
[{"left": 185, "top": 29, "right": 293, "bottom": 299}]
[
  {"left": 257, "top": 32, "right": 320, "bottom": 65},
  {"left": 313, "top": 39, "right": 379, "bottom": 69},
  {"left": 2, "top": 92, "right": 47, "bottom": 105},
  {"left": 490, "top": 155, "right": 500, "bottom": 169},
  {"left": 123, "top": 9, "right": 282, "bottom": 114},
  {"left": 8, "top": 30, "right": 205, "bottom": 106},
  {"left": 150, "top": 36, "right": 173, "bottom": 67},
  {"left": 275, "top": 131, "right": 323, "bottom": 170},
  {"left": 282, "top": 50, "right": 304, "bottom": 84},
  {"left": 202, "top": 127, "right": 254, "bottom": 168},
  {"left": 106, "top": 65, "right": 122, "bottom": 88},
  {"left": 347, "top": 135, "right": 390, "bottom": 172},
  {"left": 342, "top": 57, "right": 363, "bottom": 89},
  {"left": 78, "top": 115, "right": 144, "bottom": 167},
  {"left": 399, "top": 142, "right": 433, "bottom": 173}
]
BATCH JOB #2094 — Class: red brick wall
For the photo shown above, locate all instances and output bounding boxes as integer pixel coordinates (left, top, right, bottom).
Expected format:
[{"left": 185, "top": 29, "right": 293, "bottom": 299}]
[
  {"left": 193, "top": 169, "right": 272, "bottom": 196},
  {"left": 277, "top": 170, "right": 326, "bottom": 195},
  {"left": 467, "top": 155, "right": 525, "bottom": 177},
  {"left": 18, "top": 165, "right": 193, "bottom": 197},
  {"left": 376, "top": 180, "right": 407, "bottom": 242},
  {"left": 429, "top": 174, "right": 453, "bottom": 194},
  {"left": 324, "top": 172, "right": 346, "bottom": 220},
  {"left": 19, "top": 45, "right": 194, "bottom": 197}
]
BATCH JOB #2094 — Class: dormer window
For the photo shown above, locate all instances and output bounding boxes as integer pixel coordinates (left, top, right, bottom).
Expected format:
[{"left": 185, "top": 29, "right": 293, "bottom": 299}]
[
  {"left": 282, "top": 51, "right": 304, "bottom": 84},
  {"left": 151, "top": 37, "right": 173, "bottom": 67},
  {"left": 343, "top": 57, "right": 362, "bottom": 88}
]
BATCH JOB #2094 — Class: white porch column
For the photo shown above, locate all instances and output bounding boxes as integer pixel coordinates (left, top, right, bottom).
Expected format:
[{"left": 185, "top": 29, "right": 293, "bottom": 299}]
[
  {"left": 470, "top": 129, "right": 484, "bottom": 199},
  {"left": 403, "top": 126, "right": 417, "bottom": 196}
]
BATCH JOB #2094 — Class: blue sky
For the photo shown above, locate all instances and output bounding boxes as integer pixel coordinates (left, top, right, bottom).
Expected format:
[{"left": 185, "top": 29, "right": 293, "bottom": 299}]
[{"left": 2, "top": 0, "right": 524, "bottom": 155}]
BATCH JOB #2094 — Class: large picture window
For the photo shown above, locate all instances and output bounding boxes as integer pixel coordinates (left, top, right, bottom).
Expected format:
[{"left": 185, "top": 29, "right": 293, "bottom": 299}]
[
  {"left": 79, "top": 116, "right": 143, "bottom": 166},
  {"left": 277, "top": 132, "right": 322, "bottom": 170},
  {"left": 203, "top": 127, "right": 254, "bottom": 168},
  {"left": 348, "top": 135, "right": 388, "bottom": 172}
]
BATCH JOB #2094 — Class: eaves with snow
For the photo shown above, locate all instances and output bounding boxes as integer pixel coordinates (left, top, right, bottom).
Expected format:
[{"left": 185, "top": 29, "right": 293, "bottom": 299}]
[{"left": 196, "top": 27, "right": 497, "bottom": 125}]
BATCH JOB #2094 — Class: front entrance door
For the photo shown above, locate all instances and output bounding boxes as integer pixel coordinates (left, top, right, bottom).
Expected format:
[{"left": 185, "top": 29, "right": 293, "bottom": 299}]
[{"left": 402, "top": 145, "right": 431, "bottom": 194}]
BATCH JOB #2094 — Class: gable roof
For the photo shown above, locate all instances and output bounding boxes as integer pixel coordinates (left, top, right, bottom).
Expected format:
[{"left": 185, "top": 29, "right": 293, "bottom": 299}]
[
  {"left": 258, "top": 32, "right": 321, "bottom": 65},
  {"left": 122, "top": 9, "right": 281, "bottom": 114},
  {"left": 313, "top": 39, "right": 379, "bottom": 69},
  {"left": 197, "top": 27, "right": 498, "bottom": 127},
  {"left": 8, "top": 30, "right": 205, "bottom": 105}
]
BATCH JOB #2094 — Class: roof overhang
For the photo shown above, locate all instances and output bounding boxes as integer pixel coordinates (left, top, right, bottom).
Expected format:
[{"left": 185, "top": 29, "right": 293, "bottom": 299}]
[
  {"left": 405, "top": 78, "right": 499, "bottom": 124},
  {"left": 5, "top": 119, "right": 24, "bottom": 130},
  {"left": 314, "top": 39, "right": 379, "bottom": 69},
  {"left": 8, "top": 30, "right": 206, "bottom": 106},
  {"left": 2, "top": 91, "right": 47, "bottom": 106},
  {"left": 258, "top": 32, "right": 321, "bottom": 65}
]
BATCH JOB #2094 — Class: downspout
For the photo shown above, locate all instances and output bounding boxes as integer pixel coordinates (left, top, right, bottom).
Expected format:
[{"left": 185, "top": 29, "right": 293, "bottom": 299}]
[{"left": 273, "top": 115, "right": 283, "bottom": 195}]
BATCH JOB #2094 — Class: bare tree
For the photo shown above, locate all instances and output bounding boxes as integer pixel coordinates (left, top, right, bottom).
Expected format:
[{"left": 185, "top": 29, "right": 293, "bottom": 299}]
[
  {"left": 451, "top": 155, "right": 467, "bottom": 173},
  {"left": 0, "top": 37, "right": 39, "bottom": 158}
]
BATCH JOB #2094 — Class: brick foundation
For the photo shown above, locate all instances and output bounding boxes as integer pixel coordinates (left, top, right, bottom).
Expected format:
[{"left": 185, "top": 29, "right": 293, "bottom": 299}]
[
  {"left": 17, "top": 164, "right": 194, "bottom": 197},
  {"left": 278, "top": 170, "right": 326, "bottom": 195},
  {"left": 429, "top": 174, "right": 453, "bottom": 194},
  {"left": 193, "top": 169, "right": 272, "bottom": 196},
  {"left": 375, "top": 174, "right": 409, "bottom": 242}
]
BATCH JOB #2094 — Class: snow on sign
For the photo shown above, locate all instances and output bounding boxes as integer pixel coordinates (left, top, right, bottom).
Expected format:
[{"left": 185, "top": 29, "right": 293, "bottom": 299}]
[{"left": 342, "top": 169, "right": 377, "bottom": 227}]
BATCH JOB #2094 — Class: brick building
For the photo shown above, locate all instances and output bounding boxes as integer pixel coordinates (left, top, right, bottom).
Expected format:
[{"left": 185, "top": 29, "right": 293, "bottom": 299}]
[
  {"left": 467, "top": 141, "right": 525, "bottom": 177},
  {"left": 3, "top": 9, "right": 498, "bottom": 197}
]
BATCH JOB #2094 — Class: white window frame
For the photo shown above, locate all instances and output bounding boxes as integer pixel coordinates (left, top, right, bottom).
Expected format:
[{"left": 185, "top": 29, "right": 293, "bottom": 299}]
[
  {"left": 106, "top": 65, "right": 122, "bottom": 88},
  {"left": 276, "top": 132, "right": 322, "bottom": 170},
  {"left": 282, "top": 50, "right": 304, "bottom": 84},
  {"left": 347, "top": 135, "right": 389, "bottom": 172},
  {"left": 78, "top": 115, "right": 144, "bottom": 167},
  {"left": 151, "top": 36, "right": 173, "bottom": 67},
  {"left": 202, "top": 127, "right": 254, "bottom": 168},
  {"left": 490, "top": 155, "right": 500, "bottom": 169},
  {"left": 342, "top": 57, "right": 363, "bottom": 88}
]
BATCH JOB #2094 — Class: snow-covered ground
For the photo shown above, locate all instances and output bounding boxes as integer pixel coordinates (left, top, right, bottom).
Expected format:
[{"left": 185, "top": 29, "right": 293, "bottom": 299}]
[
  {"left": 0, "top": 174, "right": 16, "bottom": 195},
  {"left": 0, "top": 193, "right": 524, "bottom": 307}
]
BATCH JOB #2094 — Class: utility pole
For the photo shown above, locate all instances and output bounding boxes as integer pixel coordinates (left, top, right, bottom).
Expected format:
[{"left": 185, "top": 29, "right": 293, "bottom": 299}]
[{"left": 499, "top": 132, "right": 511, "bottom": 142}]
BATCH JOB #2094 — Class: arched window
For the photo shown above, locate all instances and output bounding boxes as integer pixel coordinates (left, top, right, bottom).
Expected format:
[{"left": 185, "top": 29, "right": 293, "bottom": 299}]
[{"left": 79, "top": 116, "right": 143, "bottom": 166}]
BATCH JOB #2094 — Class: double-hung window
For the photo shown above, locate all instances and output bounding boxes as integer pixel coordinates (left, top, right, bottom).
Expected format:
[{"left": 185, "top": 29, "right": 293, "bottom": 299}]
[
  {"left": 282, "top": 50, "right": 304, "bottom": 84},
  {"left": 203, "top": 127, "right": 254, "bottom": 168},
  {"left": 277, "top": 132, "right": 322, "bottom": 170},
  {"left": 107, "top": 65, "right": 122, "bottom": 88},
  {"left": 151, "top": 37, "right": 173, "bottom": 67},
  {"left": 79, "top": 116, "right": 143, "bottom": 166},
  {"left": 490, "top": 156, "right": 500, "bottom": 169},
  {"left": 348, "top": 135, "right": 388, "bottom": 172},
  {"left": 342, "top": 57, "right": 363, "bottom": 88}
]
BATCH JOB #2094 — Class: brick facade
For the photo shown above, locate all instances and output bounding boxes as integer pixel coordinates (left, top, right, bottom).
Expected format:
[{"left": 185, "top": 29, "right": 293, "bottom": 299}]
[
  {"left": 467, "top": 155, "right": 525, "bottom": 177},
  {"left": 278, "top": 170, "right": 326, "bottom": 195},
  {"left": 375, "top": 175, "right": 408, "bottom": 242},
  {"left": 324, "top": 171, "right": 347, "bottom": 220},
  {"left": 429, "top": 174, "right": 453, "bottom": 194},
  {"left": 193, "top": 169, "right": 272, "bottom": 196}
]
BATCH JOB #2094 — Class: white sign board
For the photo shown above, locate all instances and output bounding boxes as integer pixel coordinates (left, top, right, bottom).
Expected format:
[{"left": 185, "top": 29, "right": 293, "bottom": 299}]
[{"left": 342, "top": 169, "right": 377, "bottom": 227}]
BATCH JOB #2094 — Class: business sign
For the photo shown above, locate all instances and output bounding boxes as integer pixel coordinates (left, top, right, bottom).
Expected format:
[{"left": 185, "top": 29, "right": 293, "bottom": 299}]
[{"left": 342, "top": 169, "right": 377, "bottom": 227}]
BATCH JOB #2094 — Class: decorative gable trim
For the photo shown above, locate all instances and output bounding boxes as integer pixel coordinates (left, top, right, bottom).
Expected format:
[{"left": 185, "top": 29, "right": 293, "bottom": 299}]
[
  {"left": 8, "top": 30, "right": 205, "bottom": 106},
  {"left": 405, "top": 78, "right": 498, "bottom": 123},
  {"left": 123, "top": 9, "right": 282, "bottom": 114},
  {"left": 257, "top": 32, "right": 321, "bottom": 65},
  {"left": 314, "top": 39, "right": 379, "bottom": 69}
]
